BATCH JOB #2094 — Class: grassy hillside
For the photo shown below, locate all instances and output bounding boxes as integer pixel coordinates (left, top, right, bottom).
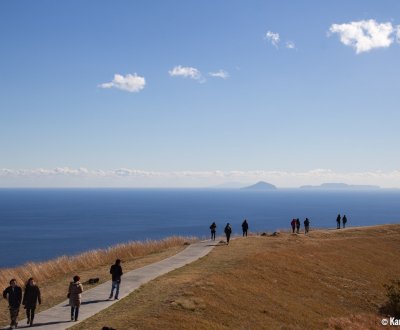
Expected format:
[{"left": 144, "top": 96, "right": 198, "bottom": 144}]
[{"left": 71, "top": 225, "right": 400, "bottom": 330}]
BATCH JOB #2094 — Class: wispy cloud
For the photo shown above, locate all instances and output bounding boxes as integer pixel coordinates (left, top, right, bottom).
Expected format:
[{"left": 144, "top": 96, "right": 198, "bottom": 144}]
[
  {"left": 169, "top": 65, "right": 203, "bottom": 81},
  {"left": 209, "top": 70, "right": 229, "bottom": 79},
  {"left": 285, "top": 41, "right": 296, "bottom": 49},
  {"left": 329, "top": 19, "right": 395, "bottom": 54},
  {"left": 2, "top": 167, "right": 400, "bottom": 188},
  {"left": 99, "top": 73, "right": 146, "bottom": 93},
  {"left": 397, "top": 25, "right": 400, "bottom": 43},
  {"left": 264, "top": 31, "right": 280, "bottom": 48}
]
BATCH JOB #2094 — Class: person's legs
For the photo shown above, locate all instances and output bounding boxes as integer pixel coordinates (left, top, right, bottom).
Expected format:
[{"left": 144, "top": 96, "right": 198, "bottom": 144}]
[
  {"left": 109, "top": 281, "right": 116, "bottom": 299},
  {"left": 10, "top": 307, "right": 19, "bottom": 327},
  {"left": 71, "top": 306, "right": 75, "bottom": 320},
  {"left": 115, "top": 281, "right": 120, "bottom": 299},
  {"left": 74, "top": 306, "right": 79, "bottom": 321},
  {"left": 30, "top": 307, "right": 35, "bottom": 325}
]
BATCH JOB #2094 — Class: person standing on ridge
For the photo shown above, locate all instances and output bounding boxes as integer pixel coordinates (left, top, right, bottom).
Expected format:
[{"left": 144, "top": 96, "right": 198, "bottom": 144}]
[
  {"left": 296, "top": 218, "right": 301, "bottom": 234},
  {"left": 210, "top": 222, "right": 217, "bottom": 241},
  {"left": 291, "top": 219, "right": 296, "bottom": 233},
  {"left": 242, "top": 219, "right": 249, "bottom": 237},
  {"left": 109, "top": 259, "right": 123, "bottom": 300},
  {"left": 224, "top": 223, "right": 232, "bottom": 244},
  {"left": 304, "top": 218, "right": 310, "bottom": 234},
  {"left": 68, "top": 275, "right": 83, "bottom": 322},
  {"left": 2, "top": 279, "right": 22, "bottom": 329},
  {"left": 336, "top": 214, "right": 341, "bottom": 229},
  {"left": 342, "top": 215, "right": 347, "bottom": 228},
  {"left": 22, "top": 277, "right": 41, "bottom": 327}
]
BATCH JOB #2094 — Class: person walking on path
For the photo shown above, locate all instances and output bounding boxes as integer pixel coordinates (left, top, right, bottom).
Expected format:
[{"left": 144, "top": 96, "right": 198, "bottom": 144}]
[
  {"left": 22, "top": 277, "right": 41, "bottom": 327},
  {"left": 304, "top": 218, "right": 310, "bottom": 234},
  {"left": 209, "top": 222, "right": 217, "bottom": 241},
  {"left": 336, "top": 214, "right": 341, "bottom": 229},
  {"left": 2, "top": 279, "right": 22, "bottom": 329},
  {"left": 224, "top": 223, "right": 232, "bottom": 244},
  {"left": 342, "top": 215, "right": 347, "bottom": 228},
  {"left": 241, "top": 219, "right": 249, "bottom": 237},
  {"left": 296, "top": 218, "right": 301, "bottom": 234},
  {"left": 68, "top": 275, "right": 83, "bottom": 322},
  {"left": 109, "top": 259, "right": 123, "bottom": 300},
  {"left": 291, "top": 219, "right": 296, "bottom": 233}
]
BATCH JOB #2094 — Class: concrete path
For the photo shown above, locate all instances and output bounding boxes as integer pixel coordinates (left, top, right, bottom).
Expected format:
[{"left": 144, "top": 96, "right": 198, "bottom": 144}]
[{"left": 2, "top": 240, "right": 218, "bottom": 330}]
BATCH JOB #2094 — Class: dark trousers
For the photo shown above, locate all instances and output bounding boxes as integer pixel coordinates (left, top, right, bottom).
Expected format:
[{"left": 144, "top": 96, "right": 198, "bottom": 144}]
[
  {"left": 226, "top": 233, "right": 231, "bottom": 244},
  {"left": 71, "top": 306, "right": 79, "bottom": 321},
  {"left": 26, "top": 307, "right": 36, "bottom": 323},
  {"left": 242, "top": 230, "right": 247, "bottom": 237},
  {"left": 305, "top": 225, "right": 309, "bottom": 234},
  {"left": 337, "top": 222, "right": 340, "bottom": 229},
  {"left": 211, "top": 231, "right": 216, "bottom": 240},
  {"left": 9, "top": 306, "right": 19, "bottom": 326},
  {"left": 291, "top": 226, "right": 295, "bottom": 233}
]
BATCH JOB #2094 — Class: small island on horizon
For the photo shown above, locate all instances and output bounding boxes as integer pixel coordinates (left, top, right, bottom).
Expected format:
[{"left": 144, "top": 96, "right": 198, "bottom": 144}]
[
  {"left": 300, "top": 183, "right": 380, "bottom": 190},
  {"left": 242, "top": 181, "right": 277, "bottom": 190}
]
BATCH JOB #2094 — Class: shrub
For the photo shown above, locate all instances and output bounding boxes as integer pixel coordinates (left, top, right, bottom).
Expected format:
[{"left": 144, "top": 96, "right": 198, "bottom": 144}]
[{"left": 382, "top": 279, "right": 400, "bottom": 318}]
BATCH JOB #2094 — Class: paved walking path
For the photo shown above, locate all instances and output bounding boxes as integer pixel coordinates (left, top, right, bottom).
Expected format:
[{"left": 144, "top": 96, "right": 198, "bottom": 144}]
[{"left": 2, "top": 240, "right": 218, "bottom": 330}]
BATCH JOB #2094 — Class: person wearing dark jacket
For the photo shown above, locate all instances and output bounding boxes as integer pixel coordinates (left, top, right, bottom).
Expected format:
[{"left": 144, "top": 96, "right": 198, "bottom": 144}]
[
  {"left": 3, "top": 279, "right": 22, "bottom": 329},
  {"left": 209, "top": 222, "right": 217, "bottom": 241},
  {"left": 68, "top": 275, "right": 83, "bottom": 322},
  {"left": 109, "top": 259, "right": 123, "bottom": 300},
  {"left": 304, "top": 218, "right": 310, "bottom": 234},
  {"left": 224, "top": 223, "right": 232, "bottom": 244},
  {"left": 22, "top": 277, "right": 41, "bottom": 327},
  {"left": 296, "top": 218, "right": 301, "bottom": 234},
  {"left": 342, "top": 215, "right": 348, "bottom": 228},
  {"left": 290, "top": 219, "right": 296, "bottom": 233},
  {"left": 336, "top": 214, "right": 341, "bottom": 229},
  {"left": 241, "top": 219, "right": 249, "bottom": 237}
]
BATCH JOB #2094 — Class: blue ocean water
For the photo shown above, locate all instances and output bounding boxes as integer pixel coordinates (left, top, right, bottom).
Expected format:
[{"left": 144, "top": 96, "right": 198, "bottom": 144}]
[{"left": 0, "top": 188, "right": 399, "bottom": 268}]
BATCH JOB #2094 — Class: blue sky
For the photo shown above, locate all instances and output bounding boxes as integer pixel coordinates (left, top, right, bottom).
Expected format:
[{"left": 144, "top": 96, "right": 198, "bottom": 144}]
[{"left": 1, "top": 1, "right": 400, "bottom": 187}]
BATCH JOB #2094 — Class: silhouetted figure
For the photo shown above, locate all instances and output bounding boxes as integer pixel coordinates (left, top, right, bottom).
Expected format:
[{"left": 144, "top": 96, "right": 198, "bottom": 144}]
[
  {"left": 291, "top": 219, "right": 296, "bottom": 233},
  {"left": 109, "top": 259, "right": 123, "bottom": 300},
  {"left": 342, "top": 215, "right": 347, "bottom": 228},
  {"left": 22, "top": 277, "right": 41, "bottom": 327},
  {"left": 242, "top": 219, "right": 249, "bottom": 237},
  {"left": 304, "top": 218, "right": 310, "bottom": 234},
  {"left": 3, "top": 279, "right": 22, "bottom": 329},
  {"left": 336, "top": 214, "right": 341, "bottom": 229},
  {"left": 224, "top": 223, "right": 232, "bottom": 244},
  {"left": 68, "top": 275, "right": 83, "bottom": 322},
  {"left": 209, "top": 222, "right": 217, "bottom": 241},
  {"left": 296, "top": 218, "right": 301, "bottom": 234}
]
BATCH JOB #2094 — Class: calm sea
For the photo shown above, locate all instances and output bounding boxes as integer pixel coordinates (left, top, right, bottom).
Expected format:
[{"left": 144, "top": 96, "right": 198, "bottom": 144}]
[{"left": 0, "top": 188, "right": 399, "bottom": 268}]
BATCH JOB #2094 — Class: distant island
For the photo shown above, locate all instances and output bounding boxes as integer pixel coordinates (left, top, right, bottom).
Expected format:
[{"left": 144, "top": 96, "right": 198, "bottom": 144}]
[
  {"left": 242, "top": 181, "right": 277, "bottom": 190},
  {"left": 300, "top": 183, "right": 380, "bottom": 190}
]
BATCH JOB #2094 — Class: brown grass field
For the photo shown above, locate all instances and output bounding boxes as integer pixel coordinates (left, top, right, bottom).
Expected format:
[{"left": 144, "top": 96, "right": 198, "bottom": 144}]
[
  {"left": 0, "top": 237, "right": 192, "bottom": 327},
  {"left": 69, "top": 225, "right": 400, "bottom": 330}
]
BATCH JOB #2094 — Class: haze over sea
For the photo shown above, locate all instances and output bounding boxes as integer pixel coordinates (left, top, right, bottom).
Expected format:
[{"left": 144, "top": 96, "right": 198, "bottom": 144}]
[{"left": 1, "top": 188, "right": 399, "bottom": 268}]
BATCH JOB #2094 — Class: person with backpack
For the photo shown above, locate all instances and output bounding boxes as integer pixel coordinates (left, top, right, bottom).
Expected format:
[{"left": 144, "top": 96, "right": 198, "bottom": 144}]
[
  {"left": 224, "top": 223, "right": 232, "bottom": 244},
  {"left": 241, "top": 219, "right": 249, "bottom": 237},
  {"left": 3, "top": 279, "right": 22, "bottom": 329},
  {"left": 22, "top": 277, "right": 41, "bottom": 327},
  {"left": 209, "top": 222, "right": 217, "bottom": 241},
  {"left": 68, "top": 275, "right": 83, "bottom": 322},
  {"left": 109, "top": 259, "right": 123, "bottom": 300},
  {"left": 304, "top": 218, "right": 310, "bottom": 234}
]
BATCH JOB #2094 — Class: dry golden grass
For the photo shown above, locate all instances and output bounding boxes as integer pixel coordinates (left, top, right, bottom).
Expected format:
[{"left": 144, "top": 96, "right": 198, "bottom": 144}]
[
  {"left": 0, "top": 236, "right": 194, "bottom": 326},
  {"left": 70, "top": 225, "right": 400, "bottom": 330}
]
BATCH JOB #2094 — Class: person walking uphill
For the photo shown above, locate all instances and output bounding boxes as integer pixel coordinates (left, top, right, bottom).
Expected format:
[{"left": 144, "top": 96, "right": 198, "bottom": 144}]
[
  {"left": 242, "top": 219, "right": 249, "bottom": 237},
  {"left": 296, "top": 218, "right": 301, "bottom": 234},
  {"left": 3, "top": 279, "right": 22, "bottom": 329},
  {"left": 68, "top": 275, "right": 83, "bottom": 322},
  {"left": 210, "top": 222, "right": 217, "bottom": 241},
  {"left": 109, "top": 259, "right": 123, "bottom": 300},
  {"left": 336, "top": 214, "right": 341, "bottom": 229},
  {"left": 224, "top": 223, "right": 232, "bottom": 244},
  {"left": 22, "top": 277, "right": 41, "bottom": 327}
]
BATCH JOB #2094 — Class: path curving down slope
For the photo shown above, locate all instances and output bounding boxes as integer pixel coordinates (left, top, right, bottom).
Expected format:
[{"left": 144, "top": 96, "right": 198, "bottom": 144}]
[{"left": 2, "top": 240, "right": 217, "bottom": 330}]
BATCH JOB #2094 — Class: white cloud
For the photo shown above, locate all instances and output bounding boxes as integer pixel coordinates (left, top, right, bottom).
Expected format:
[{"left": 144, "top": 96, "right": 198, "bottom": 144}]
[
  {"left": 209, "top": 70, "right": 229, "bottom": 79},
  {"left": 2, "top": 167, "right": 400, "bottom": 188},
  {"left": 264, "top": 31, "right": 280, "bottom": 48},
  {"left": 169, "top": 65, "right": 202, "bottom": 80},
  {"left": 329, "top": 19, "right": 394, "bottom": 54},
  {"left": 99, "top": 73, "right": 145, "bottom": 93},
  {"left": 285, "top": 41, "right": 296, "bottom": 49}
]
